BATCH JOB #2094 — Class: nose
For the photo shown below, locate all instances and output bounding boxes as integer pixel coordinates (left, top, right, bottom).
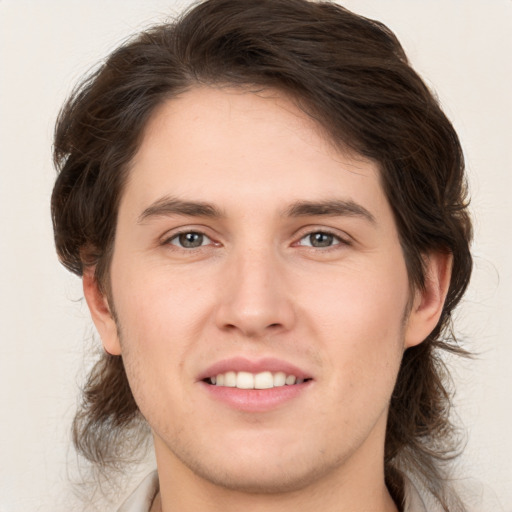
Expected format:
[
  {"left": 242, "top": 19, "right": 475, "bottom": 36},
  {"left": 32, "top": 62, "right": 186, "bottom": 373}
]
[{"left": 214, "top": 247, "right": 296, "bottom": 338}]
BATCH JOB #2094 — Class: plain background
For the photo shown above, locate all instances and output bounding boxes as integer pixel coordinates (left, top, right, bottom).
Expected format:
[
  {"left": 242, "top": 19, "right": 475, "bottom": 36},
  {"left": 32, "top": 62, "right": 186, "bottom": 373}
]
[{"left": 0, "top": 0, "right": 511, "bottom": 510}]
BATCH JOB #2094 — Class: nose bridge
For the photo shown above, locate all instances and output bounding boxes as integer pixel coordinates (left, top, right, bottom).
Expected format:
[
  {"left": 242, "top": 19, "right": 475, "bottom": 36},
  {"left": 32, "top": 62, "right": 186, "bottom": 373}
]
[{"left": 215, "top": 241, "right": 294, "bottom": 336}]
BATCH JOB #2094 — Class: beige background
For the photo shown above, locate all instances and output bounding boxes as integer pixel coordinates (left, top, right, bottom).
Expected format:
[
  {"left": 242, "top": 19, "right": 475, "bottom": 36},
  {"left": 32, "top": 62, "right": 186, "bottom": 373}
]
[{"left": 0, "top": 0, "right": 511, "bottom": 510}]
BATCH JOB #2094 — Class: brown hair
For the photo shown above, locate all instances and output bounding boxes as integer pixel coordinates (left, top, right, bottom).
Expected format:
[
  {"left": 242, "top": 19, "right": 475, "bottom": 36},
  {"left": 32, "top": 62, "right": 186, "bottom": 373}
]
[{"left": 52, "top": 0, "right": 472, "bottom": 508}]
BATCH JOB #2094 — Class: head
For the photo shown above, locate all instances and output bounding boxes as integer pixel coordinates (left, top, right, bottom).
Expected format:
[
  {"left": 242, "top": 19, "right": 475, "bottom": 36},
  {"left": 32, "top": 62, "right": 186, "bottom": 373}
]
[{"left": 52, "top": 0, "right": 472, "bottom": 507}]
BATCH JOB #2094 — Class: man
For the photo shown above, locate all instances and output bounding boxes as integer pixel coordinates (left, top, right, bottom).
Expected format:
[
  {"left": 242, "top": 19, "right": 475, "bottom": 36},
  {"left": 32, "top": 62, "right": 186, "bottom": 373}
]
[{"left": 51, "top": 0, "right": 472, "bottom": 510}]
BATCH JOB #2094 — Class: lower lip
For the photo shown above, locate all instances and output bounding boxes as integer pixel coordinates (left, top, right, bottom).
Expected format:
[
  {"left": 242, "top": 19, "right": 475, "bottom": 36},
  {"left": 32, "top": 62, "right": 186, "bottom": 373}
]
[{"left": 199, "top": 381, "right": 312, "bottom": 412}]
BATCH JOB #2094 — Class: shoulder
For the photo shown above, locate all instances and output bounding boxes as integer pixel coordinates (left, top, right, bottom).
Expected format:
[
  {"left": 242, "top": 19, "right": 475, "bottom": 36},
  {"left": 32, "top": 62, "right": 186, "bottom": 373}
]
[
  {"left": 403, "top": 475, "right": 428, "bottom": 512},
  {"left": 403, "top": 473, "right": 505, "bottom": 512},
  {"left": 117, "top": 471, "right": 159, "bottom": 512}
]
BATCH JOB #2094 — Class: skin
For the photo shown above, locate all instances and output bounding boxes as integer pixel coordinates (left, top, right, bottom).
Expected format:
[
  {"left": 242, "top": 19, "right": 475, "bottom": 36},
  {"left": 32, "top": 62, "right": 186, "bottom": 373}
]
[{"left": 84, "top": 87, "right": 451, "bottom": 512}]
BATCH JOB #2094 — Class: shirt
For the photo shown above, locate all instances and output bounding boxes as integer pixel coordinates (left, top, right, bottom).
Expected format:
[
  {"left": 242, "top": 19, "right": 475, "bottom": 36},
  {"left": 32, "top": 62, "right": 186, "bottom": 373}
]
[{"left": 117, "top": 471, "right": 430, "bottom": 512}]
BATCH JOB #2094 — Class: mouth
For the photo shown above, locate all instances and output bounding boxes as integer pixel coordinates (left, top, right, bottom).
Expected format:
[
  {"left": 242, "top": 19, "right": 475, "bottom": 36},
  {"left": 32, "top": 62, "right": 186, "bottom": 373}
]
[
  {"left": 204, "top": 371, "right": 312, "bottom": 389},
  {"left": 198, "top": 357, "right": 314, "bottom": 411}
]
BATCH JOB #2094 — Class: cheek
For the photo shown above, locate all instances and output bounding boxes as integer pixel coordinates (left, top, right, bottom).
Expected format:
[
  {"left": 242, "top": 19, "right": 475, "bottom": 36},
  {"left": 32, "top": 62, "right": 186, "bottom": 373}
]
[
  {"left": 110, "top": 263, "right": 218, "bottom": 408},
  {"left": 302, "top": 262, "right": 409, "bottom": 389},
  {"left": 305, "top": 260, "right": 409, "bottom": 337},
  {"left": 111, "top": 274, "right": 194, "bottom": 421},
  {"left": 113, "top": 261, "right": 207, "bottom": 335}
]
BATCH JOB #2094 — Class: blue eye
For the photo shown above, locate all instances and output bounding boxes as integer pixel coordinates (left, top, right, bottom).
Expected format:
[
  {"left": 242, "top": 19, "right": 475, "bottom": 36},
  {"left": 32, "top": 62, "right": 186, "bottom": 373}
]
[
  {"left": 299, "top": 232, "right": 341, "bottom": 248},
  {"left": 169, "top": 232, "right": 211, "bottom": 248}
]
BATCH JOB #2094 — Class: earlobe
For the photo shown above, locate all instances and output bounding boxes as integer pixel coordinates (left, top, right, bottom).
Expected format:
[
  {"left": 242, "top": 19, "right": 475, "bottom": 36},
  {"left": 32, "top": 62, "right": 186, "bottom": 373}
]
[
  {"left": 404, "top": 252, "right": 452, "bottom": 349},
  {"left": 82, "top": 267, "right": 122, "bottom": 356}
]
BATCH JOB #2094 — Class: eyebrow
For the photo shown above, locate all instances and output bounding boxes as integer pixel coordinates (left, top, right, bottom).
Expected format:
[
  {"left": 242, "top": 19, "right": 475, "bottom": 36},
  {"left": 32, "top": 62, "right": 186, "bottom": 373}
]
[
  {"left": 283, "top": 199, "right": 376, "bottom": 224},
  {"left": 138, "top": 196, "right": 375, "bottom": 225},
  {"left": 137, "top": 196, "right": 224, "bottom": 223}
]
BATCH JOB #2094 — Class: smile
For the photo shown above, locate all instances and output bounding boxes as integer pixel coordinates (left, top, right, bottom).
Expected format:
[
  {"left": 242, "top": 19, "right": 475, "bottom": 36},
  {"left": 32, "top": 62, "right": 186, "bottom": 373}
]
[
  {"left": 207, "top": 371, "right": 309, "bottom": 389},
  {"left": 199, "top": 358, "right": 313, "bottom": 411}
]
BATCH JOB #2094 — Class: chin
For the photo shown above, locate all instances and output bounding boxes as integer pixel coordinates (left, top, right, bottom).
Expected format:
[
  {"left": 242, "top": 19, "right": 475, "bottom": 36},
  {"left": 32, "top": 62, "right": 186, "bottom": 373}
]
[
  {"left": 175, "top": 445, "right": 343, "bottom": 495},
  {"left": 195, "top": 465, "right": 322, "bottom": 494}
]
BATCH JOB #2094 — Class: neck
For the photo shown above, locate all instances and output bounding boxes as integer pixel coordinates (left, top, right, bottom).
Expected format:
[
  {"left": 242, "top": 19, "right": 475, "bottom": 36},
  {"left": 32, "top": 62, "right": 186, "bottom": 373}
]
[{"left": 152, "top": 435, "right": 399, "bottom": 512}]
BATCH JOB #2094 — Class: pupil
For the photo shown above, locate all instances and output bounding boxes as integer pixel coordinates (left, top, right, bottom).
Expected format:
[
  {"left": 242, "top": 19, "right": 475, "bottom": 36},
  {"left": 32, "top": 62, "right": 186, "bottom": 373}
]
[
  {"left": 311, "top": 232, "right": 333, "bottom": 247},
  {"left": 180, "top": 232, "right": 203, "bottom": 248}
]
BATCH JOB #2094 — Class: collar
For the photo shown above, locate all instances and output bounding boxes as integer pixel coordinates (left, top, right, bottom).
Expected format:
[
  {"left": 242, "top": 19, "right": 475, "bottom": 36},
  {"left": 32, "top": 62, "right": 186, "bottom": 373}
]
[{"left": 117, "top": 471, "right": 429, "bottom": 512}]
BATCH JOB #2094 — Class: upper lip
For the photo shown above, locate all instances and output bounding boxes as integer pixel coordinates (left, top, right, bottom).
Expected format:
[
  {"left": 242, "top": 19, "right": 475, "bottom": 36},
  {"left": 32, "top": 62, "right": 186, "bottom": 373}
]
[{"left": 197, "top": 356, "right": 312, "bottom": 381}]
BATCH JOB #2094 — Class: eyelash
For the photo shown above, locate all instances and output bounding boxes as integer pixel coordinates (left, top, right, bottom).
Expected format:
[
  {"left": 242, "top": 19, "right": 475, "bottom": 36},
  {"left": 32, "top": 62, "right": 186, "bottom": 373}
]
[
  {"left": 295, "top": 230, "right": 350, "bottom": 249},
  {"left": 163, "top": 228, "right": 351, "bottom": 251},
  {"left": 165, "top": 231, "right": 214, "bottom": 249}
]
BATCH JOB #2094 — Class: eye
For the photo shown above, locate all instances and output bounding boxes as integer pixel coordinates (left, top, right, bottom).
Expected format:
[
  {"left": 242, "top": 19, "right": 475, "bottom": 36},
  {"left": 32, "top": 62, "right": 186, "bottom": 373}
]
[
  {"left": 297, "top": 231, "right": 344, "bottom": 248},
  {"left": 168, "top": 231, "right": 212, "bottom": 249}
]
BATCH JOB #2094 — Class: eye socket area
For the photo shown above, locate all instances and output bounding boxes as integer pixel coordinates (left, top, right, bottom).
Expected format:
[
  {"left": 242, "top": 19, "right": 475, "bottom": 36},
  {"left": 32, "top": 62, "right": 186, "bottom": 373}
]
[
  {"left": 162, "top": 227, "right": 351, "bottom": 251},
  {"left": 296, "top": 230, "right": 349, "bottom": 249},
  {"left": 167, "top": 231, "right": 213, "bottom": 249}
]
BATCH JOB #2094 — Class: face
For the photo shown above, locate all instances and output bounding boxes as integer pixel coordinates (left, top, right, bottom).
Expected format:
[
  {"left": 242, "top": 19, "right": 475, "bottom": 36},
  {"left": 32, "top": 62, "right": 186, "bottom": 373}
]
[{"left": 87, "top": 87, "right": 443, "bottom": 496}]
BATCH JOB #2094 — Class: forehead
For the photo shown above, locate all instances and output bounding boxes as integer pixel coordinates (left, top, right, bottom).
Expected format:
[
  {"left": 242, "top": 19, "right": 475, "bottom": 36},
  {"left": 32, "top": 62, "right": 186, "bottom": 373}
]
[{"left": 122, "top": 86, "right": 387, "bottom": 219}]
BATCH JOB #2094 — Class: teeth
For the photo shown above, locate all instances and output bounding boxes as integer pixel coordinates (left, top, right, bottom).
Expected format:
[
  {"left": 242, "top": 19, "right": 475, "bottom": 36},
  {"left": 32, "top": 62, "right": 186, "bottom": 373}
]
[
  {"left": 285, "top": 375, "right": 296, "bottom": 385},
  {"left": 211, "top": 371, "right": 306, "bottom": 389},
  {"left": 273, "top": 371, "right": 286, "bottom": 387},
  {"left": 224, "top": 371, "right": 237, "bottom": 387},
  {"left": 237, "top": 371, "right": 254, "bottom": 389},
  {"left": 254, "top": 371, "right": 273, "bottom": 389}
]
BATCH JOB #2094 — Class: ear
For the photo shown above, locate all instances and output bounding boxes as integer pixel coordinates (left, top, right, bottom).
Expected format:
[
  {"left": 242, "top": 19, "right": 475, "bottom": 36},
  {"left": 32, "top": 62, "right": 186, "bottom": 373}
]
[
  {"left": 404, "top": 252, "right": 452, "bottom": 349},
  {"left": 82, "top": 267, "right": 122, "bottom": 356}
]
